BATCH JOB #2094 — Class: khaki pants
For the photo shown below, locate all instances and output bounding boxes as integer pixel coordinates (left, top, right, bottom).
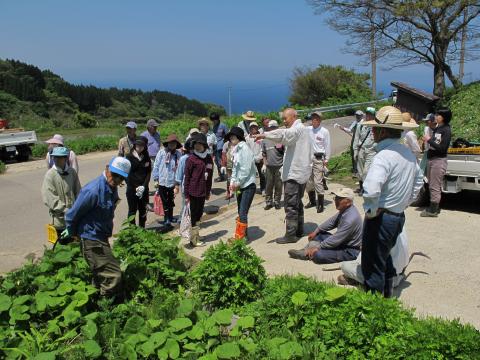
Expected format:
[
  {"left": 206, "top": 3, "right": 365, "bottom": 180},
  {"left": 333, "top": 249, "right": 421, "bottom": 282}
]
[
  {"left": 306, "top": 157, "right": 325, "bottom": 195},
  {"left": 81, "top": 239, "right": 123, "bottom": 297},
  {"left": 265, "top": 166, "right": 282, "bottom": 206},
  {"left": 356, "top": 149, "right": 375, "bottom": 181},
  {"left": 427, "top": 157, "right": 447, "bottom": 204}
]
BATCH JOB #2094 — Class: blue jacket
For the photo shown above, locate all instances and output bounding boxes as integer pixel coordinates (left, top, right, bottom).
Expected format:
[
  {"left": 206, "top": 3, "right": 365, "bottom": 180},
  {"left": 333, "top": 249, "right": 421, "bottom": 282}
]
[
  {"left": 65, "top": 174, "right": 119, "bottom": 241},
  {"left": 175, "top": 153, "right": 190, "bottom": 192},
  {"left": 213, "top": 122, "right": 228, "bottom": 151}
]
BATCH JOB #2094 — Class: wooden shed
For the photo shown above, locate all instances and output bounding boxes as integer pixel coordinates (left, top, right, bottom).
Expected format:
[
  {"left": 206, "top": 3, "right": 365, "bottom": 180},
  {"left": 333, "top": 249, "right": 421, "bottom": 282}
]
[{"left": 390, "top": 81, "right": 440, "bottom": 121}]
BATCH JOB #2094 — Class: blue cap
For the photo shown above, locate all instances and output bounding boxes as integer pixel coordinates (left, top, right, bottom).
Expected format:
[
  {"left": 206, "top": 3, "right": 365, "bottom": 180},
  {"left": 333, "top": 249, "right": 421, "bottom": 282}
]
[
  {"left": 125, "top": 121, "right": 137, "bottom": 129},
  {"left": 51, "top": 147, "right": 69, "bottom": 157},
  {"left": 109, "top": 157, "right": 131, "bottom": 178}
]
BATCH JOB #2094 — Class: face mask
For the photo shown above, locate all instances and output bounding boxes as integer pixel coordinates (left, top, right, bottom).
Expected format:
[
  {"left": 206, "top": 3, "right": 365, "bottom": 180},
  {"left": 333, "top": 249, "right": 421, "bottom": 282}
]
[{"left": 194, "top": 150, "right": 208, "bottom": 159}]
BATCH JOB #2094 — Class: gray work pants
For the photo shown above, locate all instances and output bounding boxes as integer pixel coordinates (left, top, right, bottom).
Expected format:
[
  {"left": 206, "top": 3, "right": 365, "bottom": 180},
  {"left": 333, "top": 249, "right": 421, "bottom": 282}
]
[
  {"left": 284, "top": 180, "right": 306, "bottom": 238},
  {"left": 356, "top": 149, "right": 375, "bottom": 181},
  {"left": 427, "top": 157, "right": 447, "bottom": 204},
  {"left": 265, "top": 166, "right": 282, "bottom": 206},
  {"left": 306, "top": 157, "right": 325, "bottom": 195}
]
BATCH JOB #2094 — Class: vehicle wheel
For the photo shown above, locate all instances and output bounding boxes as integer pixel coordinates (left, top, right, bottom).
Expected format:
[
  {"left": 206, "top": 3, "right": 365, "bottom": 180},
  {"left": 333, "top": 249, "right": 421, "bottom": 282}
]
[
  {"left": 16, "top": 145, "right": 31, "bottom": 162},
  {"left": 410, "top": 182, "right": 430, "bottom": 207}
]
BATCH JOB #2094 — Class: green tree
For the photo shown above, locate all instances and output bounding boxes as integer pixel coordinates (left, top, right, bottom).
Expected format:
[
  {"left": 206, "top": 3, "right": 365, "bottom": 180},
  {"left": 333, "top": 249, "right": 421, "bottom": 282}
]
[
  {"left": 289, "top": 64, "right": 371, "bottom": 106},
  {"left": 307, "top": 0, "right": 480, "bottom": 98}
]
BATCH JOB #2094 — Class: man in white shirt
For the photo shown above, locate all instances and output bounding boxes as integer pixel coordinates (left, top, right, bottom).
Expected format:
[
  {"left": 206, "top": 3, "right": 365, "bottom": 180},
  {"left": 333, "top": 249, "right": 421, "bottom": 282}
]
[
  {"left": 305, "top": 111, "right": 331, "bottom": 213},
  {"left": 255, "top": 108, "right": 313, "bottom": 244}
]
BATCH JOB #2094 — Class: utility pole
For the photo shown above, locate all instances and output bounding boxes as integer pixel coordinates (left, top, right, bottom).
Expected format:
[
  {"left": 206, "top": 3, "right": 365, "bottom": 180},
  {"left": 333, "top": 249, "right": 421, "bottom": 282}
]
[
  {"left": 370, "top": 28, "right": 376, "bottom": 98},
  {"left": 459, "top": 7, "right": 468, "bottom": 83},
  {"left": 227, "top": 86, "right": 232, "bottom": 116}
]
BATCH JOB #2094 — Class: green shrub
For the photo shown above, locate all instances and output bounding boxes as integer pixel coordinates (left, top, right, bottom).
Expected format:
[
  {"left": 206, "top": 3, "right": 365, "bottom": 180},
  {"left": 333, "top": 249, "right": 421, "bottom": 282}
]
[
  {"left": 31, "top": 135, "right": 118, "bottom": 158},
  {"left": 0, "top": 160, "right": 6, "bottom": 174},
  {"left": 449, "top": 81, "right": 480, "bottom": 141},
  {"left": 75, "top": 112, "right": 97, "bottom": 128},
  {"left": 191, "top": 240, "right": 267, "bottom": 309}
]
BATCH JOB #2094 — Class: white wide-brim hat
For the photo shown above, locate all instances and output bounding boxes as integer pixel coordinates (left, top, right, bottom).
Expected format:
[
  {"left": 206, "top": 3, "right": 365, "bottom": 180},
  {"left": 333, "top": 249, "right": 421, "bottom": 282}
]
[{"left": 362, "top": 106, "right": 418, "bottom": 130}]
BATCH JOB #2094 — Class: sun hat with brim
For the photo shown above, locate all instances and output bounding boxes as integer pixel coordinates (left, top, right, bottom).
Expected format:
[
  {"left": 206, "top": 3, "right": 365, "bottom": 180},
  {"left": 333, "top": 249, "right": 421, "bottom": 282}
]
[
  {"left": 242, "top": 110, "right": 256, "bottom": 121},
  {"left": 125, "top": 121, "right": 137, "bottom": 129},
  {"left": 249, "top": 122, "right": 259, "bottom": 128},
  {"left": 198, "top": 118, "right": 210, "bottom": 127},
  {"left": 225, "top": 126, "right": 246, "bottom": 143},
  {"left": 146, "top": 119, "right": 159, "bottom": 127},
  {"left": 135, "top": 136, "right": 148, "bottom": 146},
  {"left": 361, "top": 106, "right": 418, "bottom": 130},
  {"left": 45, "top": 134, "right": 64, "bottom": 146},
  {"left": 51, "top": 147, "right": 69, "bottom": 157},
  {"left": 191, "top": 133, "right": 208, "bottom": 147},
  {"left": 109, "top": 157, "right": 131, "bottom": 178},
  {"left": 331, "top": 187, "right": 355, "bottom": 200},
  {"left": 163, "top": 134, "right": 182, "bottom": 149}
]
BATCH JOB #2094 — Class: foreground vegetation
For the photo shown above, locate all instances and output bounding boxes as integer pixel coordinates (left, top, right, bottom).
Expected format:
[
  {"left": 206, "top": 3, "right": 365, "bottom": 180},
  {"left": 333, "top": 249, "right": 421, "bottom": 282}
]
[
  {"left": 0, "top": 224, "right": 478, "bottom": 359},
  {"left": 449, "top": 81, "right": 480, "bottom": 142}
]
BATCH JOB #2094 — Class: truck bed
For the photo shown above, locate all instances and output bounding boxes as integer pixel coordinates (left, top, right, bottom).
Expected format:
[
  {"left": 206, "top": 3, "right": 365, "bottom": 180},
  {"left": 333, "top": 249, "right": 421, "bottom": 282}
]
[{"left": 0, "top": 131, "right": 37, "bottom": 147}]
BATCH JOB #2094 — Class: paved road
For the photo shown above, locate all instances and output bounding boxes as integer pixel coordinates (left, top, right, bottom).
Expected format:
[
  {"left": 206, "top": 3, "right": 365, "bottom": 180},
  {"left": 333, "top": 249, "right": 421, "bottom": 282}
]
[{"left": 0, "top": 116, "right": 354, "bottom": 273}]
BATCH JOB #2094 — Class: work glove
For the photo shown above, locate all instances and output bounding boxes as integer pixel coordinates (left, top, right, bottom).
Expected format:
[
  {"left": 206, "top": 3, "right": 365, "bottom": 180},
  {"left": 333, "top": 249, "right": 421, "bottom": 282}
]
[
  {"left": 334, "top": 123, "right": 341, "bottom": 129},
  {"left": 261, "top": 164, "right": 266, "bottom": 174},
  {"left": 154, "top": 180, "right": 159, "bottom": 189},
  {"left": 61, "top": 228, "right": 70, "bottom": 239},
  {"left": 136, "top": 185, "right": 145, "bottom": 198},
  {"left": 220, "top": 167, "right": 226, "bottom": 175}
]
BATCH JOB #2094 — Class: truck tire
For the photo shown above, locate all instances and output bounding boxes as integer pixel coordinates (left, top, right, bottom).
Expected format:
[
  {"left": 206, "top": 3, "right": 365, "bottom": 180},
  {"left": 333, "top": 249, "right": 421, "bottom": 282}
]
[
  {"left": 16, "top": 145, "right": 31, "bottom": 162},
  {"left": 410, "top": 182, "right": 430, "bottom": 207}
]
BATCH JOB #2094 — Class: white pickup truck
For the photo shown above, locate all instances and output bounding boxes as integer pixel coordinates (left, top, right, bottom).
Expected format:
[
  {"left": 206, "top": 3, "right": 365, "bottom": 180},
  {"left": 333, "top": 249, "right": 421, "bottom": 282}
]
[
  {"left": 443, "top": 146, "right": 480, "bottom": 193},
  {"left": 0, "top": 128, "right": 38, "bottom": 162}
]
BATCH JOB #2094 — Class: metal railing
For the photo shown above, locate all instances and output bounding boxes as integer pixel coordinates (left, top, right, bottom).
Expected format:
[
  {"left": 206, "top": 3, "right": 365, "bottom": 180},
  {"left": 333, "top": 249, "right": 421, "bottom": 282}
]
[{"left": 295, "top": 98, "right": 390, "bottom": 114}]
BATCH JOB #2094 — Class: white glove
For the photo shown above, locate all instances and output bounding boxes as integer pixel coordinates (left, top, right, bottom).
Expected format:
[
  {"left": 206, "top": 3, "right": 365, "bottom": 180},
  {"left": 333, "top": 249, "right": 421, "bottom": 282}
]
[
  {"left": 220, "top": 167, "right": 226, "bottom": 175},
  {"left": 261, "top": 164, "right": 266, "bottom": 174},
  {"left": 136, "top": 186, "right": 145, "bottom": 198},
  {"left": 334, "top": 123, "right": 340, "bottom": 129}
]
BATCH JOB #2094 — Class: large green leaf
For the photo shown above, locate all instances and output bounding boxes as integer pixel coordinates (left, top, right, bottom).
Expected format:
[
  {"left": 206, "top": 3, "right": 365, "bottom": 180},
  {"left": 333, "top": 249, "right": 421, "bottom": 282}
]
[
  {"left": 9, "top": 304, "right": 30, "bottom": 324},
  {"left": 119, "top": 343, "right": 137, "bottom": 360},
  {"left": 187, "top": 324, "right": 204, "bottom": 340},
  {"left": 124, "top": 315, "right": 146, "bottom": 334},
  {"left": 325, "top": 287, "right": 348, "bottom": 302},
  {"left": 84, "top": 339, "right": 102, "bottom": 358},
  {"left": 33, "top": 352, "right": 57, "bottom": 360},
  {"left": 176, "top": 298, "right": 194, "bottom": 316},
  {"left": 164, "top": 338, "right": 180, "bottom": 359},
  {"left": 35, "top": 291, "right": 52, "bottom": 312},
  {"left": 168, "top": 317, "right": 193, "bottom": 331},
  {"left": 57, "top": 282, "right": 73, "bottom": 295},
  {"left": 212, "top": 309, "right": 233, "bottom": 325},
  {"left": 215, "top": 342, "right": 241, "bottom": 359},
  {"left": 0, "top": 293, "right": 12, "bottom": 313},
  {"left": 52, "top": 249, "right": 74, "bottom": 263},
  {"left": 279, "top": 341, "right": 303, "bottom": 359},
  {"left": 291, "top": 291, "right": 308, "bottom": 306},
  {"left": 81, "top": 320, "right": 98, "bottom": 339},
  {"left": 237, "top": 316, "right": 254, "bottom": 329},
  {"left": 72, "top": 291, "right": 89, "bottom": 307}
]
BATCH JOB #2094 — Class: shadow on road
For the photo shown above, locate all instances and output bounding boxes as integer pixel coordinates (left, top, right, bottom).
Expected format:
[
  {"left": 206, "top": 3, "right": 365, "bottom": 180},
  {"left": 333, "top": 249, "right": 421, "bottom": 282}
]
[
  {"left": 202, "top": 230, "right": 229, "bottom": 243},
  {"left": 246, "top": 226, "right": 266, "bottom": 242}
]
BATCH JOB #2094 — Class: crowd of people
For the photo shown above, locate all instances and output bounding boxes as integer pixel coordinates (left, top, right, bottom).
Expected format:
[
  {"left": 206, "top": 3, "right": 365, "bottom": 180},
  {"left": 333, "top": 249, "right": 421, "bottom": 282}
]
[{"left": 40, "top": 104, "right": 453, "bottom": 301}]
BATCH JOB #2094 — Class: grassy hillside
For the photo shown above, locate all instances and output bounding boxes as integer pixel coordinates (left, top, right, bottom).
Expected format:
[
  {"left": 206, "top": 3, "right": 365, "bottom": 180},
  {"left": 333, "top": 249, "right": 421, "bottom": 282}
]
[{"left": 449, "top": 81, "right": 480, "bottom": 141}]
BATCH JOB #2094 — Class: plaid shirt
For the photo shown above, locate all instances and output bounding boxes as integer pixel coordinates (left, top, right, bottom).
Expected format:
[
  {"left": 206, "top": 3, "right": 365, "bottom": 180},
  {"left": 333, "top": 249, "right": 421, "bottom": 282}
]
[{"left": 183, "top": 153, "right": 213, "bottom": 199}]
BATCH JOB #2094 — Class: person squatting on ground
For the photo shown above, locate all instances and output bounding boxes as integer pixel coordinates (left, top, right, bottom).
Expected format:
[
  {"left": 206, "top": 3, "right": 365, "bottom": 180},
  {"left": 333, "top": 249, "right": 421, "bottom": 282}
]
[
  {"left": 45, "top": 134, "right": 79, "bottom": 174},
  {"left": 125, "top": 136, "right": 152, "bottom": 228},
  {"left": 210, "top": 112, "right": 229, "bottom": 182},
  {"left": 118, "top": 121, "right": 137, "bottom": 157},
  {"left": 175, "top": 139, "right": 193, "bottom": 223},
  {"left": 64, "top": 157, "right": 131, "bottom": 300},
  {"left": 261, "top": 120, "right": 284, "bottom": 210},
  {"left": 288, "top": 188, "right": 362, "bottom": 264},
  {"left": 153, "top": 134, "right": 182, "bottom": 226},
  {"left": 183, "top": 133, "right": 214, "bottom": 247},
  {"left": 421, "top": 108, "right": 452, "bottom": 218},
  {"left": 246, "top": 121, "right": 266, "bottom": 194},
  {"left": 360, "top": 106, "right": 423, "bottom": 298},
  {"left": 141, "top": 118, "right": 162, "bottom": 163},
  {"left": 353, "top": 107, "right": 376, "bottom": 194},
  {"left": 221, "top": 140, "right": 235, "bottom": 200},
  {"left": 227, "top": 126, "right": 257, "bottom": 240},
  {"left": 305, "top": 111, "right": 331, "bottom": 213},
  {"left": 255, "top": 108, "right": 313, "bottom": 244},
  {"left": 338, "top": 229, "right": 409, "bottom": 289},
  {"left": 42, "top": 146, "right": 81, "bottom": 244}
]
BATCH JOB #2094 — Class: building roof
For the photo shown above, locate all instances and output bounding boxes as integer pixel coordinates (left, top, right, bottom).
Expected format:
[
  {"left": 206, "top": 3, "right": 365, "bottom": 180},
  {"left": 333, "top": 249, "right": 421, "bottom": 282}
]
[{"left": 391, "top": 81, "right": 440, "bottom": 103}]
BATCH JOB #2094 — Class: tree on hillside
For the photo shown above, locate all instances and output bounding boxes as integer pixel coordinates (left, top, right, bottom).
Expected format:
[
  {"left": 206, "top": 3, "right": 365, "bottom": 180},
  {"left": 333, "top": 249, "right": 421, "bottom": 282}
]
[
  {"left": 307, "top": 0, "right": 480, "bottom": 98},
  {"left": 289, "top": 64, "right": 371, "bottom": 106}
]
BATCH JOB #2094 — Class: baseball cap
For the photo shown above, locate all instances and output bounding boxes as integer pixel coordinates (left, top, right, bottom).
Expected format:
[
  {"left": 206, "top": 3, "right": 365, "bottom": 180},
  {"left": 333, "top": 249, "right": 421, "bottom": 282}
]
[
  {"left": 51, "top": 147, "right": 69, "bottom": 157},
  {"left": 366, "top": 107, "right": 376, "bottom": 114},
  {"left": 268, "top": 120, "right": 279, "bottom": 127},
  {"left": 311, "top": 111, "right": 323, "bottom": 118},
  {"left": 332, "top": 187, "right": 355, "bottom": 200},
  {"left": 422, "top": 113, "right": 435, "bottom": 122},
  {"left": 146, "top": 119, "right": 159, "bottom": 127},
  {"left": 355, "top": 110, "right": 364, "bottom": 116},
  {"left": 125, "top": 121, "right": 137, "bottom": 129},
  {"left": 109, "top": 157, "right": 131, "bottom": 178}
]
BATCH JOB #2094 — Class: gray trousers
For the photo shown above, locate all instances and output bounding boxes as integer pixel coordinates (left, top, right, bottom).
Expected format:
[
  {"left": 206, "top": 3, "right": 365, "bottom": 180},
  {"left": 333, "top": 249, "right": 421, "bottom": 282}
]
[
  {"left": 284, "top": 180, "right": 306, "bottom": 238},
  {"left": 305, "top": 233, "right": 360, "bottom": 264},
  {"left": 265, "top": 165, "right": 282, "bottom": 205},
  {"left": 306, "top": 157, "right": 325, "bottom": 195},
  {"left": 427, "top": 157, "right": 447, "bottom": 204},
  {"left": 356, "top": 149, "right": 375, "bottom": 181}
]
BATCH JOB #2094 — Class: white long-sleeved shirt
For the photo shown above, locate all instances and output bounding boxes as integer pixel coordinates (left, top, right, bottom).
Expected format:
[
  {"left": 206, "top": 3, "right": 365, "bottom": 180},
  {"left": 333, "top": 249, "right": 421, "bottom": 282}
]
[
  {"left": 264, "top": 119, "right": 313, "bottom": 184},
  {"left": 363, "top": 138, "right": 423, "bottom": 216},
  {"left": 246, "top": 135, "right": 263, "bottom": 163},
  {"left": 403, "top": 130, "right": 421, "bottom": 158},
  {"left": 308, "top": 125, "right": 331, "bottom": 161}
]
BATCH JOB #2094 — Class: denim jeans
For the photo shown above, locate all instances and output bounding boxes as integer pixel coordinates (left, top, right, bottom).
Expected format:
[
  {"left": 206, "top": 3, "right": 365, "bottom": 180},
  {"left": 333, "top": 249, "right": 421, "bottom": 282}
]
[
  {"left": 306, "top": 233, "right": 360, "bottom": 264},
  {"left": 237, "top": 183, "right": 256, "bottom": 223},
  {"left": 361, "top": 211, "right": 405, "bottom": 294}
]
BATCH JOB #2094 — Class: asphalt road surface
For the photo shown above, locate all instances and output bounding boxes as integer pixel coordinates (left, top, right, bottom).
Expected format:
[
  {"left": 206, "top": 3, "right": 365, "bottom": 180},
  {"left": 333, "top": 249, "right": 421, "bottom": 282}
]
[{"left": 0, "top": 116, "right": 354, "bottom": 273}]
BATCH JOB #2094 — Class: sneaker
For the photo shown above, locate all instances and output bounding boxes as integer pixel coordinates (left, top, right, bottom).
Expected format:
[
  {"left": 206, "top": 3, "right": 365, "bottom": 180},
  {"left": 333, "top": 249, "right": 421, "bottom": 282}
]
[
  {"left": 214, "top": 177, "right": 224, "bottom": 183},
  {"left": 170, "top": 217, "right": 179, "bottom": 224},
  {"left": 264, "top": 204, "right": 273, "bottom": 210},
  {"left": 337, "top": 275, "right": 360, "bottom": 286},
  {"left": 288, "top": 249, "right": 308, "bottom": 260}
]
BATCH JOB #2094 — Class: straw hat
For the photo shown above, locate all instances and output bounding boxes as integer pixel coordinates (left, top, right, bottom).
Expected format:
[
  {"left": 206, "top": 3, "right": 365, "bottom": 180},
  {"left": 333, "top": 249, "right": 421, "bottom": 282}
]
[
  {"left": 362, "top": 106, "right": 418, "bottom": 130},
  {"left": 198, "top": 118, "right": 210, "bottom": 127},
  {"left": 242, "top": 110, "right": 256, "bottom": 121}
]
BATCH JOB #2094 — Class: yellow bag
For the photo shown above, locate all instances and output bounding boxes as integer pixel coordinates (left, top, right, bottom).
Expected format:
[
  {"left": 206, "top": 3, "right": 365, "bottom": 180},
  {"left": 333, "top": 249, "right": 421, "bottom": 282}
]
[{"left": 46, "top": 224, "right": 58, "bottom": 244}]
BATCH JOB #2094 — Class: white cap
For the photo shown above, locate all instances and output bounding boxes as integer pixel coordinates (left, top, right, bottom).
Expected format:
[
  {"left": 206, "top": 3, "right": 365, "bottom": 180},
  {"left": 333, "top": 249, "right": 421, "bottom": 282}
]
[
  {"left": 268, "top": 120, "right": 279, "bottom": 127},
  {"left": 355, "top": 110, "right": 364, "bottom": 116},
  {"left": 332, "top": 187, "right": 355, "bottom": 200},
  {"left": 125, "top": 121, "right": 137, "bottom": 129},
  {"left": 109, "top": 157, "right": 131, "bottom": 178}
]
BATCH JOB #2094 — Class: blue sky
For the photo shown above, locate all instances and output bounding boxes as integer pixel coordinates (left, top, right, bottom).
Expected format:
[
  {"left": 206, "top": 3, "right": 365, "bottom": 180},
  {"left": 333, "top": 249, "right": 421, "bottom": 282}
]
[{"left": 1, "top": 0, "right": 479, "bottom": 112}]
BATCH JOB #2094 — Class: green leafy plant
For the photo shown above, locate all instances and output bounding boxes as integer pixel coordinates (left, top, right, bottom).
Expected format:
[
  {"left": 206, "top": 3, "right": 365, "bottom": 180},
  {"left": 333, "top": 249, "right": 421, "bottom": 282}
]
[
  {"left": 190, "top": 240, "right": 267, "bottom": 309},
  {"left": 0, "top": 160, "right": 6, "bottom": 174}
]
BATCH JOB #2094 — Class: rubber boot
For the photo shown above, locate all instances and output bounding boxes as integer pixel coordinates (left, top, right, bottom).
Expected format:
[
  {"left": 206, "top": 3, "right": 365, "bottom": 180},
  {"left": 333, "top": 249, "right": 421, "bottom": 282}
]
[
  {"left": 296, "top": 216, "right": 304, "bottom": 238},
  {"left": 235, "top": 220, "right": 248, "bottom": 240},
  {"left": 305, "top": 191, "right": 316, "bottom": 209},
  {"left": 316, "top": 194, "right": 324, "bottom": 213},
  {"left": 190, "top": 226, "right": 200, "bottom": 247},
  {"left": 420, "top": 203, "right": 439, "bottom": 217},
  {"left": 384, "top": 278, "right": 394, "bottom": 298},
  {"left": 277, "top": 219, "right": 300, "bottom": 244}
]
